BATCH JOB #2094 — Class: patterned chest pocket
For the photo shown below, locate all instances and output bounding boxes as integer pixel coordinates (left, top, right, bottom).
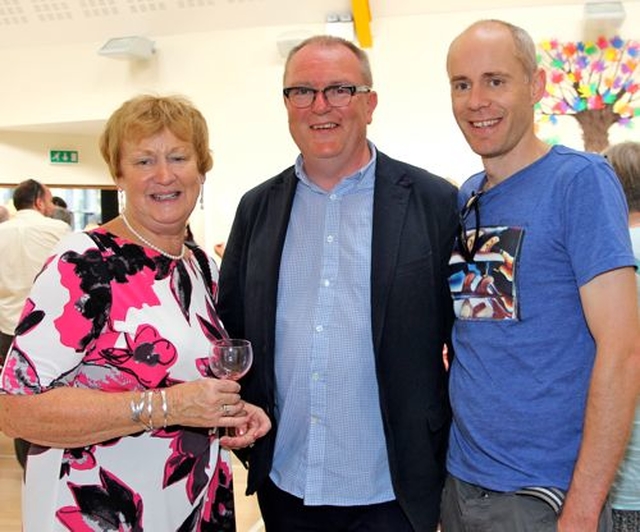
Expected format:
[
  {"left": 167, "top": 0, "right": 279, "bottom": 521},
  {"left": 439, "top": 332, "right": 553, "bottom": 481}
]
[{"left": 448, "top": 226, "right": 525, "bottom": 321}]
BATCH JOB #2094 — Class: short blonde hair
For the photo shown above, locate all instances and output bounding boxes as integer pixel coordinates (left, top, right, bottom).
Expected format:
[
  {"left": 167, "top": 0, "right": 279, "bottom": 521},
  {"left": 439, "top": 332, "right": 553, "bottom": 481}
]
[{"left": 99, "top": 94, "right": 213, "bottom": 180}]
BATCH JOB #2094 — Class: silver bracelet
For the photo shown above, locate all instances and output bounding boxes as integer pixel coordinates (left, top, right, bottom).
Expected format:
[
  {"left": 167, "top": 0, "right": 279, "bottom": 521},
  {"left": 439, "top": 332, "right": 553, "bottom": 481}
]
[
  {"left": 160, "top": 389, "right": 168, "bottom": 428},
  {"left": 145, "top": 390, "right": 154, "bottom": 431},
  {"left": 130, "top": 392, "right": 145, "bottom": 424}
]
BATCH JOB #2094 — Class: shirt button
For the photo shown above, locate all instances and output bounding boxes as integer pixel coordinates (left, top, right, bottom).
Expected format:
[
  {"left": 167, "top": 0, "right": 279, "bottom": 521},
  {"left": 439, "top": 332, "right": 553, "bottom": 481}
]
[
  {"left": 330, "top": 194, "right": 337, "bottom": 201},
  {"left": 315, "top": 325, "right": 324, "bottom": 332},
  {"left": 326, "top": 235, "right": 334, "bottom": 243},
  {"left": 323, "top": 279, "right": 330, "bottom": 287},
  {"left": 312, "top": 372, "right": 320, "bottom": 381}
]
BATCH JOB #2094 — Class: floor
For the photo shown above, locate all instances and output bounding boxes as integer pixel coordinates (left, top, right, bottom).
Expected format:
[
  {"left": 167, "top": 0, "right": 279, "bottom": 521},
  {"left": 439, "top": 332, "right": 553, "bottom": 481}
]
[{"left": 0, "top": 432, "right": 264, "bottom": 532}]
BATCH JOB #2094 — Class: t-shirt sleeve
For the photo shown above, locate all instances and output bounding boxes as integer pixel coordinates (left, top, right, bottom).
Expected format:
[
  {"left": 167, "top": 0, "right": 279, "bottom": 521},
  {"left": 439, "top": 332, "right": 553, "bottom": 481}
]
[{"left": 563, "top": 157, "right": 634, "bottom": 287}]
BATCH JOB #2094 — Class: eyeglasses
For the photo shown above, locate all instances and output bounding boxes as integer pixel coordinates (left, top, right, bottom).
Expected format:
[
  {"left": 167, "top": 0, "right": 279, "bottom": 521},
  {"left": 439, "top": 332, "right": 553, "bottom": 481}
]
[
  {"left": 458, "top": 191, "right": 484, "bottom": 262},
  {"left": 282, "top": 84, "right": 371, "bottom": 109}
]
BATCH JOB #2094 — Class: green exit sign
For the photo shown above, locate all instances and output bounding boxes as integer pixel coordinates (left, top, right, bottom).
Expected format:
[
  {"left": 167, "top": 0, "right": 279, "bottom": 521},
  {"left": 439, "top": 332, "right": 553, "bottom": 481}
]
[{"left": 49, "top": 150, "right": 79, "bottom": 164}]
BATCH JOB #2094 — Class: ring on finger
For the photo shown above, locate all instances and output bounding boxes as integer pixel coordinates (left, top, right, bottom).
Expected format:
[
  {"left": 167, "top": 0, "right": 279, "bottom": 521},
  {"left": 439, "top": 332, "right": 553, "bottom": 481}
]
[{"left": 221, "top": 404, "right": 231, "bottom": 416}]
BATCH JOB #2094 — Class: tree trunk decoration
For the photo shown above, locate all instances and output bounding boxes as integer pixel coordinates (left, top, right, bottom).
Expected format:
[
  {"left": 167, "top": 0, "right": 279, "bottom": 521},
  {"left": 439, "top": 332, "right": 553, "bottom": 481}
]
[
  {"left": 536, "top": 36, "right": 640, "bottom": 153},
  {"left": 573, "top": 107, "right": 620, "bottom": 153}
]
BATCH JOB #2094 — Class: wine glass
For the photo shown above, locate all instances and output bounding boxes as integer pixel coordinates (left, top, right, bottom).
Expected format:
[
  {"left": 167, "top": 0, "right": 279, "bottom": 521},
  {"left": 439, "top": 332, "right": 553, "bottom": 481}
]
[
  {"left": 208, "top": 338, "right": 253, "bottom": 381},
  {"left": 208, "top": 338, "right": 253, "bottom": 437}
]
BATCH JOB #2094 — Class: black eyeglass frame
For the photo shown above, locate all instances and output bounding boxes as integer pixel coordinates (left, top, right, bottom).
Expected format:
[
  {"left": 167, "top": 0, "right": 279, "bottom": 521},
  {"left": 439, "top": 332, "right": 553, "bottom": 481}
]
[
  {"left": 458, "top": 191, "right": 484, "bottom": 262},
  {"left": 282, "top": 84, "right": 371, "bottom": 108}
]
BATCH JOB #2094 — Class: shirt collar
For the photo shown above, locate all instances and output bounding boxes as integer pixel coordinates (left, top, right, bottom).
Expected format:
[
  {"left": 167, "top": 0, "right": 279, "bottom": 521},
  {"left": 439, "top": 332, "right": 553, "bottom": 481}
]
[
  {"left": 14, "top": 208, "right": 46, "bottom": 219},
  {"left": 294, "top": 142, "right": 377, "bottom": 195}
]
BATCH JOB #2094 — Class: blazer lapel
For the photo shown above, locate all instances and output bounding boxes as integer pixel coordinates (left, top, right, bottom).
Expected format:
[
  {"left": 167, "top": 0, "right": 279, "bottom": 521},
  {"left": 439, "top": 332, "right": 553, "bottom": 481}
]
[
  {"left": 256, "top": 169, "right": 298, "bottom": 348},
  {"left": 371, "top": 154, "right": 413, "bottom": 352}
]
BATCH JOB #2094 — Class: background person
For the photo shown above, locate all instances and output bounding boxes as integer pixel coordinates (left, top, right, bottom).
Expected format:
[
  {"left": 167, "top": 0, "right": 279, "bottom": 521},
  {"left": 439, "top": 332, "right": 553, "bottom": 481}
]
[
  {"left": 217, "top": 35, "right": 458, "bottom": 532},
  {"left": 51, "top": 195, "right": 67, "bottom": 208},
  {"left": 50, "top": 206, "right": 74, "bottom": 227},
  {"left": 0, "top": 94, "right": 270, "bottom": 531},
  {"left": 51, "top": 195, "right": 74, "bottom": 227},
  {"left": 602, "top": 141, "right": 640, "bottom": 532},
  {"left": 442, "top": 20, "right": 640, "bottom": 532},
  {"left": 0, "top": 204, "right": 9, "bottom": 223},
  {"left": 0, "top": 179, "right": 70, "bottom": 365},
  {"left": 0, "top": 179, "right": 71, "bottom": 468}
]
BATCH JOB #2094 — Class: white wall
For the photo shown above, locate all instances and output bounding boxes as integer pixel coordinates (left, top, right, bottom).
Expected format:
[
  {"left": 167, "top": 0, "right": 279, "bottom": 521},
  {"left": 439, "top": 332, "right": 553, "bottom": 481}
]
[
  {"left": 1, "top": 3, "right": 639, "bottom": 249},
  {"left": 0, "top": 131, "right": 106, "bottom": 185}
]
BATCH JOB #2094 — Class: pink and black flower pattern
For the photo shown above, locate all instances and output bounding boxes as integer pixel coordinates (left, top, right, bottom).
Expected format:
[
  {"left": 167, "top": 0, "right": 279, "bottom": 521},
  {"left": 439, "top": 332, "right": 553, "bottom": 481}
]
[{"left": 0, "top": 230, "right": 235, "bottom": 531}]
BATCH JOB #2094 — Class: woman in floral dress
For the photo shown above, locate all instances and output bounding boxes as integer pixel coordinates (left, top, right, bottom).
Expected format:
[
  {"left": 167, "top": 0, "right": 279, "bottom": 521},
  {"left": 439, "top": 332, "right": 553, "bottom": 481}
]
[{"left": 0, "top": 94, "right": 271, "bottom": 531}]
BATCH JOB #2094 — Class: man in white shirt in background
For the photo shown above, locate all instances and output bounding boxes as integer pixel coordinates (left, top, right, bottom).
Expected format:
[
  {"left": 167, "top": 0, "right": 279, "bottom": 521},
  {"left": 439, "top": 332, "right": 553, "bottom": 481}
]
[
  {"left": 0, "top": 178, "right": 70, "bottom": 361},
  {"left": 0, "top": 179, "right": 70, "bottom": 467}
]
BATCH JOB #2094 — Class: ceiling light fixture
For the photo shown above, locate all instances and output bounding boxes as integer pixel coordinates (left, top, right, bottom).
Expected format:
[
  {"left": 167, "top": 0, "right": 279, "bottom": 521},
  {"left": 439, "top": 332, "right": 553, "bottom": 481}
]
[{"left": 98, "top": 36, "right": 155, "bottom": 60}]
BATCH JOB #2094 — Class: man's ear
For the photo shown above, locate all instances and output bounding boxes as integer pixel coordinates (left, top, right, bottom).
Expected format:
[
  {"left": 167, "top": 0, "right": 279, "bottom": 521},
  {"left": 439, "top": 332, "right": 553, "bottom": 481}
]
[
  {"left": 33, "top": 195, "right": 45, "bottom": 214},
  {"left": 531, "top": 68, "right": 547, "bottom": 105}
]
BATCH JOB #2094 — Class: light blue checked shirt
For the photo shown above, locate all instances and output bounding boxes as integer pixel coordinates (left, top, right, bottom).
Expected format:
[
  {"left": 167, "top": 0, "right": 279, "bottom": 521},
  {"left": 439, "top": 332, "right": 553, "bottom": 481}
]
[{"left": 270, "top": 145, "right": 395, "bottom": 505}]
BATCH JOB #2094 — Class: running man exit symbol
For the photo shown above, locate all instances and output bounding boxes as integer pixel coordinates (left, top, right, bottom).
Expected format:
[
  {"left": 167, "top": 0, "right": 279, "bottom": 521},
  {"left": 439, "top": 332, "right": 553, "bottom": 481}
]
[{"left": 49, "top": 150, "right": 79, "bottom": 164}]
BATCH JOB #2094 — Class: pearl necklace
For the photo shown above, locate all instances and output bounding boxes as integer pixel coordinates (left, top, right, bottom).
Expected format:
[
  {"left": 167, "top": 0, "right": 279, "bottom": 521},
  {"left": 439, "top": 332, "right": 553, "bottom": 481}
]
[{"left": 121, "top": 213, "right": 186, "bottom": 260}]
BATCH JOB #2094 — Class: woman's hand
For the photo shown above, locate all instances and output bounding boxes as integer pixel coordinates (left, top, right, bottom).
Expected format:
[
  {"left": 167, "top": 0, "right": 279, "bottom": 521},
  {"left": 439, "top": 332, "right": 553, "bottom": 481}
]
[
  {"left": 220, "top": 402, "right": 271, "bottom": 450},
  {"left": 167, "top": 378, "right": 245, "bottom": 430}
]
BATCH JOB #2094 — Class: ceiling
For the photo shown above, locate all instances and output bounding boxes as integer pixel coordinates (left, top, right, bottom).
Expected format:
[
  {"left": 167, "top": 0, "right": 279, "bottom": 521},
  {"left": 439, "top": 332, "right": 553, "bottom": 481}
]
[
  {"left": 0, "top": 0, "right": 591, "bottom": 51},
  {"left": 0, "top": 0, "right": 597, "bottom": 136}
]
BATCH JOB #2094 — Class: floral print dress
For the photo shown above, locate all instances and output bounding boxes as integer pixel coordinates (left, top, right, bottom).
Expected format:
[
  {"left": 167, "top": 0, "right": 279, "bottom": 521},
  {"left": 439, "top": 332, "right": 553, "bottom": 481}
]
[{"left": 0, "top": 229, "right": 236, "bottom": 532}]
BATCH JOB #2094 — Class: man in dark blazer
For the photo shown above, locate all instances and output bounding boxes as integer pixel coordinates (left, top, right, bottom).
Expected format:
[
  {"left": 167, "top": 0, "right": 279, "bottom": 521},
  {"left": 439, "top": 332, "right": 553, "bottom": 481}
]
[{"left": 217, "top": 35, "right": 458, "bottom": 532}]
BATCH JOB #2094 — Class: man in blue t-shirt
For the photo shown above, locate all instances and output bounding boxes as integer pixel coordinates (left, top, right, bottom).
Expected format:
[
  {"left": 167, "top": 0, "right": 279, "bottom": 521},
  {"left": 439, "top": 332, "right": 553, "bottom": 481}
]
[{"left": 442, "top": 19, "right": 640, "bottom": 532}]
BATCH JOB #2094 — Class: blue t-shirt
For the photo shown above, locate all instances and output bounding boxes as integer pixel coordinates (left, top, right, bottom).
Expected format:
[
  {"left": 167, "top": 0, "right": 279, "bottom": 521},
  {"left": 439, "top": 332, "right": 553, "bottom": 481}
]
[{"left": 447, "top": 145, "right": 634, "bottom": 491}]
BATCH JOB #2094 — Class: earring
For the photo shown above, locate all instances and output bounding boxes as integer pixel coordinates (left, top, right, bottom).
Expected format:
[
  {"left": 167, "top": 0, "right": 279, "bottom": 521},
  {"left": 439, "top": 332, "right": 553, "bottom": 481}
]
[
  {"left": 199, "top": 181, "right": 205, "bottom": 210},
  {"left": 118, "top": 189, "right": 126, "bottom": 213}
]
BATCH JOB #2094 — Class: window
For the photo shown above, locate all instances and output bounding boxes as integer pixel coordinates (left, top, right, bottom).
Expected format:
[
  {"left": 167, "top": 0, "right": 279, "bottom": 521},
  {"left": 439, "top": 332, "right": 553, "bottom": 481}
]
[{"left": 0, "top": 186, "right": 117, "bottom": 231}]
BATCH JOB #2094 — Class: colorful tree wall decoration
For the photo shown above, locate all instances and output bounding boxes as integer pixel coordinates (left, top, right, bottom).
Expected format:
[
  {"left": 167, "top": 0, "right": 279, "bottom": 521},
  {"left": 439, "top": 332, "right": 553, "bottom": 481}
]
[{"left": 536, "top": 36, "right": 640, "bottom": 152}]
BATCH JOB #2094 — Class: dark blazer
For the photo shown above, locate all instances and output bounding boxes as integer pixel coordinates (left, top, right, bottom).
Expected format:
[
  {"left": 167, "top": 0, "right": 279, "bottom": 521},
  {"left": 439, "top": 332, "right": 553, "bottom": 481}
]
[{"left": 217, "top": 151, "right": 458, "bottom": 531}]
